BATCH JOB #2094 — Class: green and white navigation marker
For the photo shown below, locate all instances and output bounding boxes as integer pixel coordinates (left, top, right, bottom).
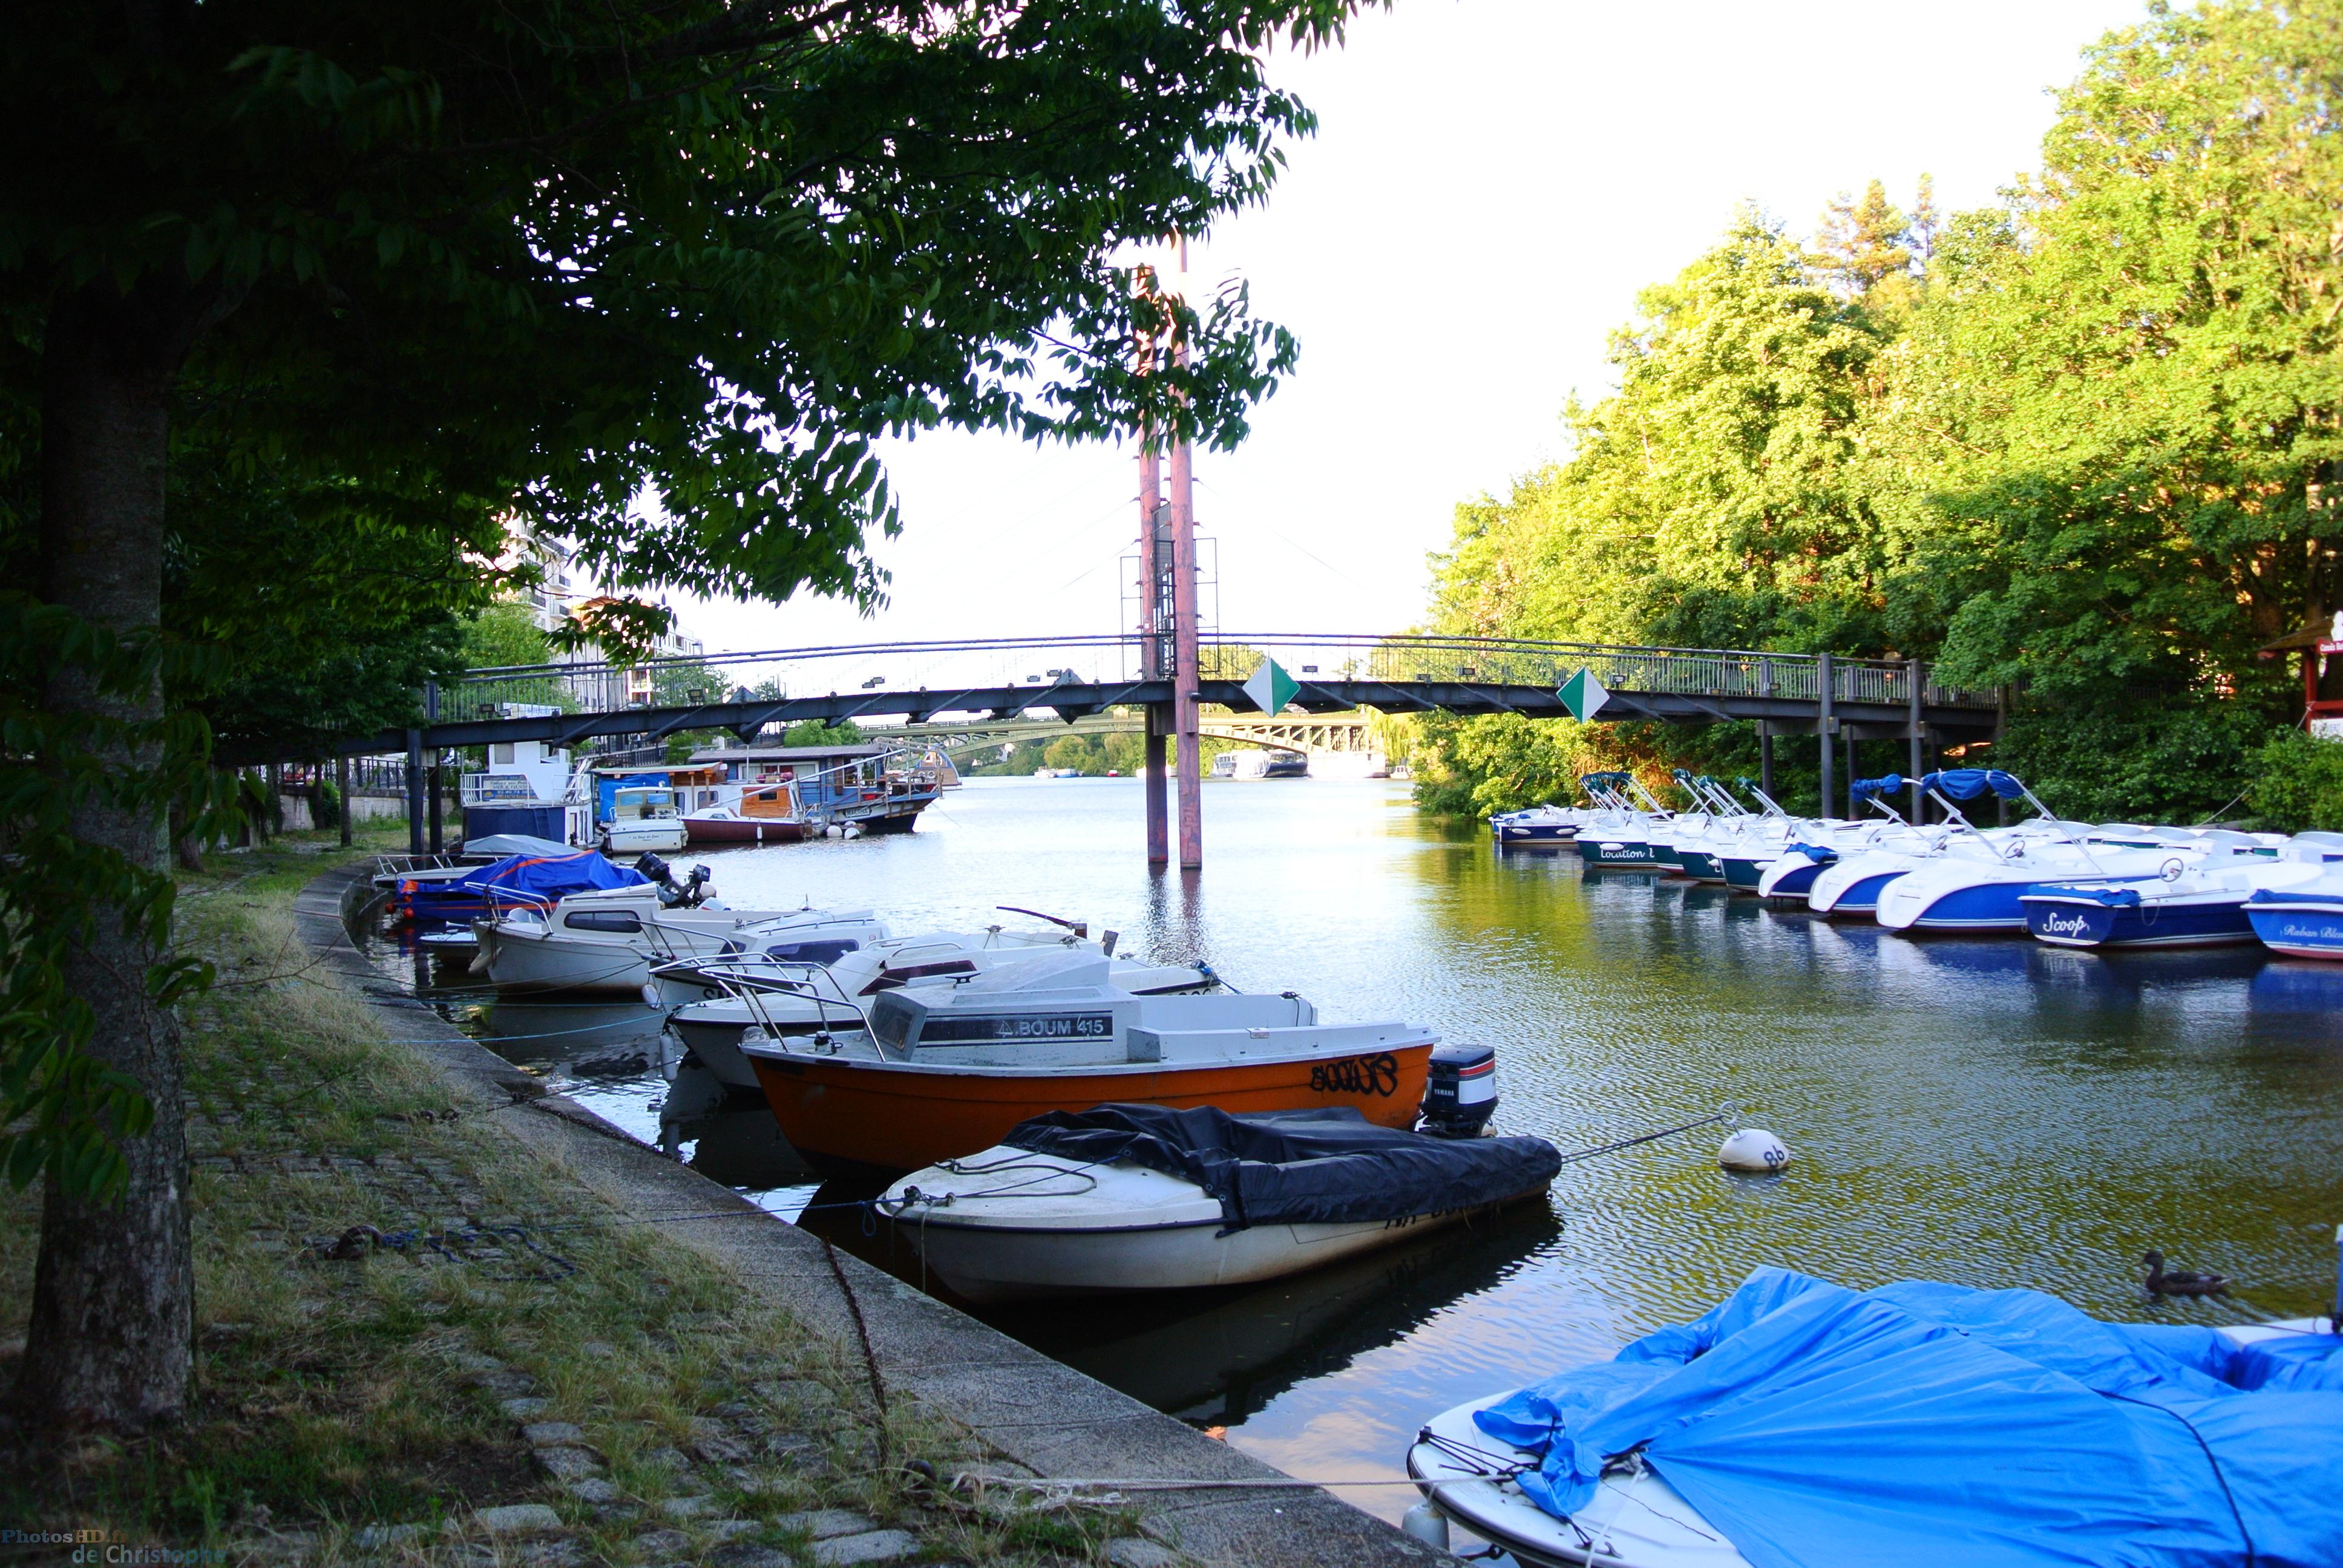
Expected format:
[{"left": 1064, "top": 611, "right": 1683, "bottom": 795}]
[
  {"left": 1559, "top": 667, "right": 1610, "bottom": 721},
  {"left": 1243, "top": 656, "right": 1302, "bottom": 716}
]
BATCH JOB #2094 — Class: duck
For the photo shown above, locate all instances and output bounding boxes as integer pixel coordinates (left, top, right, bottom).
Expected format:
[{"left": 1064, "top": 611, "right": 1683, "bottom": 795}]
[{"left": 2143, "top": 1249, "right": 2227, "bottom": 1296}]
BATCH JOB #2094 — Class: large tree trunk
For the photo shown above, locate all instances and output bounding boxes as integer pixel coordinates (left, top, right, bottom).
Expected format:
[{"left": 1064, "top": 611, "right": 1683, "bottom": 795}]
[{"left": 15, "top": 285, "right": 198, "bottom": 1431}]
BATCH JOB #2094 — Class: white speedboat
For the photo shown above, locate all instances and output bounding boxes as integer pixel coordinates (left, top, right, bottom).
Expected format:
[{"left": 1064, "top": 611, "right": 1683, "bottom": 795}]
[
  {"left": 475, "top": 885, "right": 886, "bottom": 994},
  {"left": 666, "top": 934, "right": 1211, "bottom": 1089},
  {"left": 874, "top": 1102, "right": 1557, "bottom": 1301}
]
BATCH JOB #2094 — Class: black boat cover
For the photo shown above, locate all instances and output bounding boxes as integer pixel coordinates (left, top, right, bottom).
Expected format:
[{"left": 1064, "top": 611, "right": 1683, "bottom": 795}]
[{"left": 1000, "top": 1103, "right": 1559, "bottom": 1233}]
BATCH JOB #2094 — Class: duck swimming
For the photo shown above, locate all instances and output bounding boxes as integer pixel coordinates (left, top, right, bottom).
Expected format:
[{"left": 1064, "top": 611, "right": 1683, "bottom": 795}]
[{"left": 2143, "top": 1249, "right": 2227, "bottom": 1296}]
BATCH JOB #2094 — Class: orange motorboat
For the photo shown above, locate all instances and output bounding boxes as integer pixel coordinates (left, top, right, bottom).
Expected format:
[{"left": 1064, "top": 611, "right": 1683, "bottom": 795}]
[{"left": 743, "top": 952, "right": 1438, "bottom": 1171}]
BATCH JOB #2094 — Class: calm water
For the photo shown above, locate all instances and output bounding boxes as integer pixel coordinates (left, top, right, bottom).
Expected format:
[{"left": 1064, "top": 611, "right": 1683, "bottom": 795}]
[{"left": 364, "top": 777, "right": 2343, "bottom": 1524}]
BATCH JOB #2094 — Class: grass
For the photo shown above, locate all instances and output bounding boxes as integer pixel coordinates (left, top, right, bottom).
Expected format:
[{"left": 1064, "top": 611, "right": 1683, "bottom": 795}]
[{"left": 0, "top": 826, "right": 1137, "bottom": 1567}]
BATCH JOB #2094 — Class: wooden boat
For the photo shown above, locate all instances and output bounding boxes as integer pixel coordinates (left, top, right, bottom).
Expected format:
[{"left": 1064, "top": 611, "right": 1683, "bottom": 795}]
[
  {"left": 744, "top": 952, "right": 1438, "bottom": 1171},
  {"left": 874, "top": 1104, "right": 1555, "bottom": 1301}
]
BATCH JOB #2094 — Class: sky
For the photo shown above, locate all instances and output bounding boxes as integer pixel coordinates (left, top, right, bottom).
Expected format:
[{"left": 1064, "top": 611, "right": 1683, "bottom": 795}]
[{"left": 670, "top": 0, "right": 2149, "bottom": 659}]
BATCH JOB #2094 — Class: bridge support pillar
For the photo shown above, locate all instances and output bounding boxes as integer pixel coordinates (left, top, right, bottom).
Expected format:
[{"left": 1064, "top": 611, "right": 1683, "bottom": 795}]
[
  {"left": 1145, "top": 705, "right": 1169, "bottom": 866},
  {"left": 1758, "top": 722, "right": 1774, "bottom": 800},
  {"left": 336, "top": 751, "right": 352, "bottom": 849},
  {"left": 403, "top": 727, "right": 425, "bottom": 855},
  {"left": 1816, "top": 651, "right": 1834, "bottom": 819}
]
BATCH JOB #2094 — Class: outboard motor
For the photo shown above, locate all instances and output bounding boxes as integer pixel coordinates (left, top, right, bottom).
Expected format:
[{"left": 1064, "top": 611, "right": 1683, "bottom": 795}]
[
  {"left": 1417, "top": 1042, "right": 1498, "bottom": 1139},
  {"left": 637, "top": 853, "right": 713, "bottom": 908}
]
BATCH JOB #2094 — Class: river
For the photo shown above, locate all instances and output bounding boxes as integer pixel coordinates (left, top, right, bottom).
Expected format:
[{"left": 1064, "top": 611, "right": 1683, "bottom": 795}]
[{"left": 364, "top": 776, "right": 2343, "bottom": 1524}]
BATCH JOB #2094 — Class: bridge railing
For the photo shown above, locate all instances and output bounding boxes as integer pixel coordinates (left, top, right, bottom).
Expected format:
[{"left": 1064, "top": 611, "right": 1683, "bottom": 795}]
[{"left": 437, "top": 632, "right": 1994, "bottom": 721}]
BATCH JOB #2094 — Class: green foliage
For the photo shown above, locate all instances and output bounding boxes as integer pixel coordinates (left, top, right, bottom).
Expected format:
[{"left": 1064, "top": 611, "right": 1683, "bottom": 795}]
[
  {"left": 781, "top": 719, "right": 865, "bottom": 748},
  {"left": 1421, "top": 0, "right": 2343, "bottom": 822},
  {"left": 3, "top": 0, "right": 1368, "bottom": 1221},
  {"left": 459, "top": 607, "right": 551, "bottom": 672},
  {"left": 2247, "top": 731, "right": 2343, "bottom": 831}
]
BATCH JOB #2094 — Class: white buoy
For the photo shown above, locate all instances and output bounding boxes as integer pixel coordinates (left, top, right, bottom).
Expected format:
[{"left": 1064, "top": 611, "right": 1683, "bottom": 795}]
[
  {"left": 1719, "top": 1128, "right": 1790, "bottom": 1173},
  {"left": 1401, "top": 1502, "right": 1451, "bottom": 1551}
]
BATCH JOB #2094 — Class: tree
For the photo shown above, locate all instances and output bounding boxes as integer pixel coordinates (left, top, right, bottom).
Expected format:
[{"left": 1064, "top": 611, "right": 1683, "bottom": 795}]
[
  {"left": 1815, "top": 180, "right": 1913, "bottom": 294},
  {"left": 3, "top": 0, "right": 1366, "bottom": 1429}
]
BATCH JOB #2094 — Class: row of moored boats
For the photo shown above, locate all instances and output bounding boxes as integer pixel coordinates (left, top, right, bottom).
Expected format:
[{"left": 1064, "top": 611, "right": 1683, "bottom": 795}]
[
  {"left": 373, "top": 831, "right": 2343, "bottom": 1567},
  {"left": 372, "top": 840, "right": 1554, "bottom": 1302},
  {"left": 1492, "top": 767, "right": 2343, "bottom": 954}
]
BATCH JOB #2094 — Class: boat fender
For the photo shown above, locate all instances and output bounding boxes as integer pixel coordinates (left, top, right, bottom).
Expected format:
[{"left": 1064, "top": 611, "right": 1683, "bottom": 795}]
[
  {"left": 1400, "top": 1503, "right": 1449, "bottom": 1552},
  {"left": 1719, "top": 1128, "right": 1790, "bottom": 1173}
]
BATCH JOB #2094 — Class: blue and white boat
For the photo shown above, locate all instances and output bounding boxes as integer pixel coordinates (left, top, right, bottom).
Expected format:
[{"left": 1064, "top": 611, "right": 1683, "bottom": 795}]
[
  {"left": 1490, "top": 803, "right": 1584, "bottom": 846},
  {"left": 1573, "top": 773, "right": 1673, "bottom": 867},
  {"left": 2025, "top": 839, "right": 2326, "bottom": 949},
  {"left": 2248, "top": 860, "right": 2343, "bottom": 958},
  {"left": 1872, "top": 771, "right": 2185, "bottom": 933},
  {"left": 1754, "top": 776, "right": 1936, "bottom": 906}
]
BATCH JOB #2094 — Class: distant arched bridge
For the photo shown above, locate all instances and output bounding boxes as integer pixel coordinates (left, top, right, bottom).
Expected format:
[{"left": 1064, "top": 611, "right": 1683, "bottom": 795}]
[{"left": 865, "top": 708, "right": 1378, "bottom": 760}]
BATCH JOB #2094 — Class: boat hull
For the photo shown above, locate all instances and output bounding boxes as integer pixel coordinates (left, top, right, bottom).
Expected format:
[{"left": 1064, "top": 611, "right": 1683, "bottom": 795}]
[
  {"left": 902, "top": 1194, "right": 1536, "bottom": 1302},
  {"left": 476, "top": 926, "right": 654, "bottom": 993},
  {"left": 1809, "top": 869, "right": 1902, "bottom": 916},
  {"left": 1675, "top": 849, "right": 1726, "bottom": 882},
  {"left": 1495, "top": 822, "right": 1578, "bottom": 845},
  {"left": 2024, "top": 895, "right": 2256, "bottom": 949},
  {"left": 2247, "top": 900, "right": 2343, "bottom": 959},
  {"left": 684, "top": 815, "right": 814, "bottom": 846},
  {"left": 1578, "top": 838, "right": 1658, "bottom": 867},
  {"left": 1721, "top": 855, "right": 1775, "bottom": 891},
  {"left": 750, "top": 1047, "right": 1435, "bottom": 1172}
]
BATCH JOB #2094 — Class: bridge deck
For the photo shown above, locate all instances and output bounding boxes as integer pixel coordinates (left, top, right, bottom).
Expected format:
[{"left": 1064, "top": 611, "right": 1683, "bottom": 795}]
[{"left": 306, "top": 633, "right": 1996, "bottom": 761}]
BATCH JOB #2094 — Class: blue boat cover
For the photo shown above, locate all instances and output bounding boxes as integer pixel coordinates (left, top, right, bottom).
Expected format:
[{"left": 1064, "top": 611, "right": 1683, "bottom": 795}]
[
  {"left": 2249, "top": 887, "right": 2343, "bottom": 907},
  {"left": 1473, "top": 1266, "right": 2343, "bottom": 1568},
  {"left": 1921, "top": 767, "right": 2028, "bottom": 800},
  {"left": 1784, "top": 843, "right": 1838, "bottom": 862},
  {"left": 1000, "top": 1104, "right": 1559, "bottom": 1235},
  {"left": 436, "top": 849, "right": 644, "bottom": 907},
  {"left": 1849, "top": 774, "right": 1905, "bottom": 802},
  {"left": 2021, "top": 884, "right": 2143, "bottom": 907}
]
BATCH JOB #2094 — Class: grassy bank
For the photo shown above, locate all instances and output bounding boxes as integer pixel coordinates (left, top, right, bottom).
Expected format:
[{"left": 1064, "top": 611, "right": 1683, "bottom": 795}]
[{"left": 1, "top": 829, "right": 1143, "bottom": 1568}]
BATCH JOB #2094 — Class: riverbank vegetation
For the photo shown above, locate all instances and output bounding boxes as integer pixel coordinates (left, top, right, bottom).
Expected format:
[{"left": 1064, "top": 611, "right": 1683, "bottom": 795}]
[
  {"left": 1409, "top": 0, "right": 2343, "bottom": 828},
  {"left": 2, "top": 837, "right": 1133, "bottom": 1565}
]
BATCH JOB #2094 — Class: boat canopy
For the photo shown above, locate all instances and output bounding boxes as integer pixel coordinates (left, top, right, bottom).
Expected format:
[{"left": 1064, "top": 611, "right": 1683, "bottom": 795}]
[
  {"left": 1849, "top": 774, "right": 1905, "bottom": 802},
  {"left": 1919, "top": 766, "right": 2027, "bottom": 800},
  {"left": 1473, "top": 1266, "right": 2343, "bottom": 1568},
  {"left": 1000, "top": 1104, "right": 1559, "bottom": 1235},
  {"left": 451, "top": 849, "right": 646, "bottom": 903}
]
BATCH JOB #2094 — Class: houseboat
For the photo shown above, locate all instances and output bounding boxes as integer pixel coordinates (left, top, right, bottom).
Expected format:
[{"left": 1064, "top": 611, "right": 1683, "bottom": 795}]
[{"left": 675, "top": 744, "right": 943, "bottom": 845}]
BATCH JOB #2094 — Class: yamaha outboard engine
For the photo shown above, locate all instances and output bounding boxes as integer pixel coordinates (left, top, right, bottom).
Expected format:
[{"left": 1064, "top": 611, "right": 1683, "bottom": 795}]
[
  {"left": 636, "top": 853, "right": 714, "bottom": 908},
  {"left": 1417, "top": 1042, "right": 1498, "bottom": 1139}
]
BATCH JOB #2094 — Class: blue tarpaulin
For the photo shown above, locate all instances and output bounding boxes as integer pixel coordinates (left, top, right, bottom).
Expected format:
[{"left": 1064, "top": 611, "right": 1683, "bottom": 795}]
[
  {"left": 1473, "top": 1267, "right": 2343, "bottom": 1568},
  {"left": 1849, "top": 774, "right": 1906, "bottom": 802},
  {"left": 405, "top": 849, "right": 644, "bottom": 921},
  {"left": 1921, "top": 767, "right": 2028, "bottom": 801}
]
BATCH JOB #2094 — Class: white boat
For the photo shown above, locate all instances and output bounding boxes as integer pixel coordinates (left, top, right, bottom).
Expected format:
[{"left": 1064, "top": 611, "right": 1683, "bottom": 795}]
[
  {"left": 599, "top": 780, "right": 689, "bottom": 853},
  {"left": 1404, "top": 1313, "right": 2336, "bottom": 1568},
  {"left": 474, "top": 884, "right": 887, "bottom": 994},
  {"left": 665, "top": 933, "right": 1211, "bottom": 1089},
  {"left": 874, "top": 1102, "right": 1557, "bottom": 1301}
]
